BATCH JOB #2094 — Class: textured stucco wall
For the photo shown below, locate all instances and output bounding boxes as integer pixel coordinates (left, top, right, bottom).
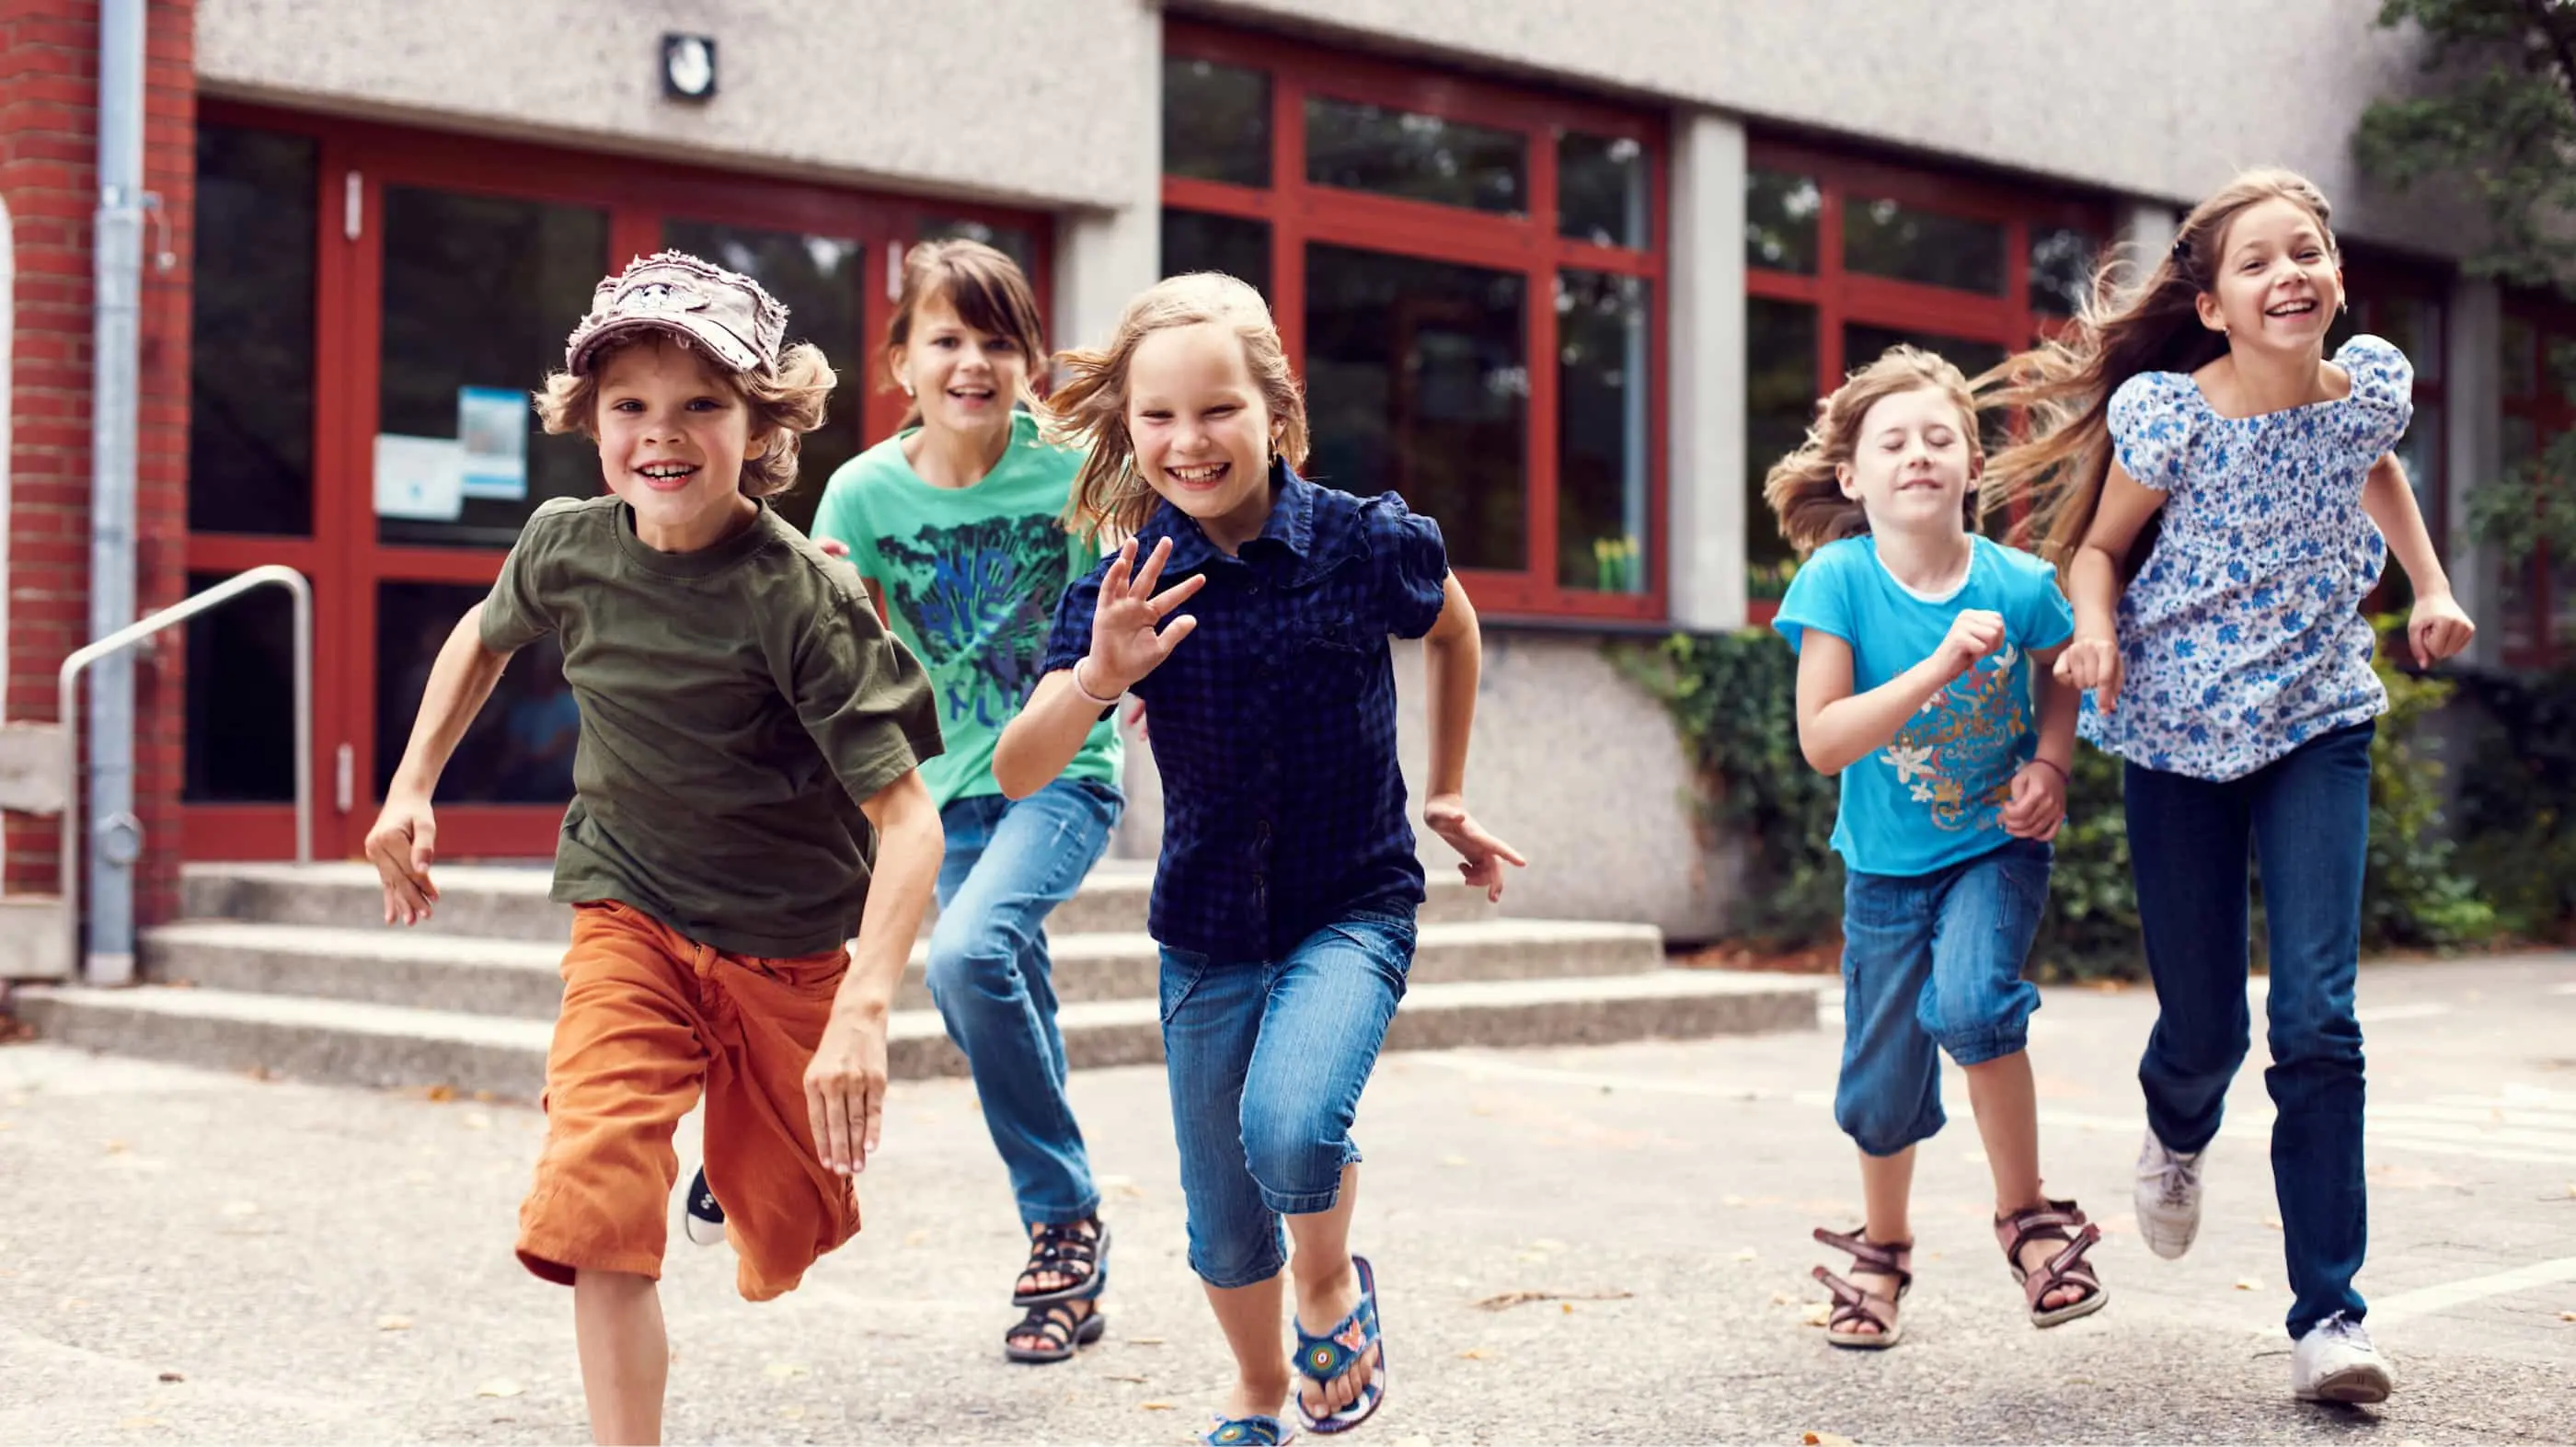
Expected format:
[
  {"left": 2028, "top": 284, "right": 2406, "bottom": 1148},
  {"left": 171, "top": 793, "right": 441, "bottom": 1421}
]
[
  {"left": 194, "top": 0, "right": 1157, "bottom": 210},
  {"left": 201, "top": 0, "right": 2458, "bottom": 252},
  {"left": 1108, "top": 631, "right": 1736, "bottom": 940}
]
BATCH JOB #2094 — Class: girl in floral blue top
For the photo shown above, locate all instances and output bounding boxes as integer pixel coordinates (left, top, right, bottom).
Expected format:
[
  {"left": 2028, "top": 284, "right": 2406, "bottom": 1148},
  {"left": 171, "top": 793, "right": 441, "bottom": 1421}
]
[{"left": 1984, "top": 168, "right": 2477, "bottom": 1407}]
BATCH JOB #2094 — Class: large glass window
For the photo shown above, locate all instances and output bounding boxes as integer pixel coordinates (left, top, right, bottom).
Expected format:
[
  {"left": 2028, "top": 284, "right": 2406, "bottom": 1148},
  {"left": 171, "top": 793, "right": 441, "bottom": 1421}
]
[
  {"left": 1741, "top": 144, "right": 2109, "bottom": 614},
  {"left": 2496, "top": 290, "right": 2574, "bottom": 664},
  {"left": 1161, "top": 22, "right": 1665, "bottom": 618},
  {"left": 189, "top": 125, "right": 318, "bottom": 537}
]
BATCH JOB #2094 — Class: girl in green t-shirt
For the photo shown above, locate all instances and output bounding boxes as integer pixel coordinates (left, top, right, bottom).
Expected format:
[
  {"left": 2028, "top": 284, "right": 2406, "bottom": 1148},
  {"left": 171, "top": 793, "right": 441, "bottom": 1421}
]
[{"left": 704, "top": 239, "right": 1122, "bottom": 1364}]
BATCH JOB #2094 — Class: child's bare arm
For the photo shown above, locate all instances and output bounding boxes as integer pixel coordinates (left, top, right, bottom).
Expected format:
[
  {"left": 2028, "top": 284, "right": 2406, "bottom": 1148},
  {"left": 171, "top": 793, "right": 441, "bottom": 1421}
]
[
  {"left": 1420, "top": 573, "right": 1524, "bottom": 900},
  {"left": 804, "top": 766, "right": 942, "bottom": 1177},
  {"left": 365, "top": 604, "right": 513, "bottom": 924},
  {"left": 2058, "top": 461, "right": 2164, "bottom": 710},
  {"left": 1794, "top": 613, "right": 2004, "bottom": 775},
  {"left": 2361, "top": 453, "right": 2477, "bottom": 667},
  {"left": 2000, "top": 642, "right": 2079, "bottom": 840}
]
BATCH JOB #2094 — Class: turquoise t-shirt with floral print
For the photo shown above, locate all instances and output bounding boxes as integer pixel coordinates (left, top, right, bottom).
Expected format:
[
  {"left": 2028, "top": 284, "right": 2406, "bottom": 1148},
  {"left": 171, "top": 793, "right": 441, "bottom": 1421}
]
[{"left": 2087, "top": 334, "right": 2412, "bottom": 782}]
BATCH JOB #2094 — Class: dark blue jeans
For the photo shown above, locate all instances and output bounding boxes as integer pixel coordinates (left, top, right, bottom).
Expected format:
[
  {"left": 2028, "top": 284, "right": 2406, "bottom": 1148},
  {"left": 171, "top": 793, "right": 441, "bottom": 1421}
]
[{"left": 2125, "top": 720, "right": 2374, "bottom": 1339}]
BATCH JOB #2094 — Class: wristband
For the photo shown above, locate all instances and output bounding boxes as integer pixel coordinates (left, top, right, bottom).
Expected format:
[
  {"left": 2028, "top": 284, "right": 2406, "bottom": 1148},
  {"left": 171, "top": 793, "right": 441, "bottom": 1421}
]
[
  {"left": 2028, "top": 756, "right": 2069, "bottom": 785},
  {"left": 1072, "top": 658, "right": 1123, "bottom": 708}
]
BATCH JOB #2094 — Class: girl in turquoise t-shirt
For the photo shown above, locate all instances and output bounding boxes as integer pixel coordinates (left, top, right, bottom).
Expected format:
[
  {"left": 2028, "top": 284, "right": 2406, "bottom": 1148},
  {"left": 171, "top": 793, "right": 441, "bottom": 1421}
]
[
  {"left": 1767, "top": 345, "right": 2105, "bottom": 1349},
  {"left": 695, "top": 239, "right": 1124, "bottom": 1364}
]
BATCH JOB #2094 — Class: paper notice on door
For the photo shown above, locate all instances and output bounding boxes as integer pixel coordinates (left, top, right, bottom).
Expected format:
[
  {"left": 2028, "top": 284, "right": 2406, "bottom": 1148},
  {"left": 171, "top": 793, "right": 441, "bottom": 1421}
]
[
  {"left": 457, "top": 385, "right": 530, "bottom": 500},
  {"left": 374, "top": 434, "right": 466, "bottom": 521}
]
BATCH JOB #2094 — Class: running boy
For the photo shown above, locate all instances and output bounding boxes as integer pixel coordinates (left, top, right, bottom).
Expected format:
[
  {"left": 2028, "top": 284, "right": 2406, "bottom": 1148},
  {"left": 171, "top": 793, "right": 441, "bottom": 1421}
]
[{"left": 362, "top": 250, "right": 944, "bottom": 1444}]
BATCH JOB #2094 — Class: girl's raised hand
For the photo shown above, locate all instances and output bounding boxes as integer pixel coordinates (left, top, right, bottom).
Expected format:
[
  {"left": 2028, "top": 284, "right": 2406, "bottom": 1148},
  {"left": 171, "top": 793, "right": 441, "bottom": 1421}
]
[
  {"left": 2053, "top": 634, "right": 2124, "bottom": 713},
  {"left": 1085, "top": 536, "right": 1207, "bottom": 695},
  {"left": 2406, "top": 593, "right": 2476, "bottom": 670},
  {"left": 1423, "top": 793, "right": 1528, "bottom": 902}
]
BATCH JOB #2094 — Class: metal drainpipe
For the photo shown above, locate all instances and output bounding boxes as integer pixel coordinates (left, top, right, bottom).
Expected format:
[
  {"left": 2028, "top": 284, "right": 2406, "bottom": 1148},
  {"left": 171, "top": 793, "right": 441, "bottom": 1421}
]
[{"left": 86, "top": 0, "right": 151, "bottom": 985}]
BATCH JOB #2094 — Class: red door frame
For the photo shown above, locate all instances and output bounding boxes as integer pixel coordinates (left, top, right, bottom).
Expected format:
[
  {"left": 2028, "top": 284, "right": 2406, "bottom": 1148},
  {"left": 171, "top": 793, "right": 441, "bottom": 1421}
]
[
  {"left": 184, "top": 101, "right": 1053, "bottom": 861},
  {"left": 1162, "top": 19, "right": 1671, "bottom": 624}
]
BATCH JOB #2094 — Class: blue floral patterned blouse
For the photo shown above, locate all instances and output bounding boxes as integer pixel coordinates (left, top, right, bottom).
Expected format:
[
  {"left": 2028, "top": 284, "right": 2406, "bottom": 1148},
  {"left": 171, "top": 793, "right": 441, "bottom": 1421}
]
[{"left": 2085, "top": 334, "right": 2412, "bottom": 782}]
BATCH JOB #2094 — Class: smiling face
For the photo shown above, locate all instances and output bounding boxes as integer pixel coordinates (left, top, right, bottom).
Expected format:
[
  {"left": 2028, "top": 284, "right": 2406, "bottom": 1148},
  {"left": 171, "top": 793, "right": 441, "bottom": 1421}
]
[
  {"left": 1124, "top": 320, "right": 1283, "bottom": 551},
  {"left": 592, "top": 337, "right": 764, "bottom": 553},
  {"left": 1835, "top": 385, "right": 1980, "bottom": 539},
  {"left": 891, "top": 293, "right": 1029, "bottom": 444},
  {"left": 2198, "top": 195, "right": 2342, "bottom": 355}
]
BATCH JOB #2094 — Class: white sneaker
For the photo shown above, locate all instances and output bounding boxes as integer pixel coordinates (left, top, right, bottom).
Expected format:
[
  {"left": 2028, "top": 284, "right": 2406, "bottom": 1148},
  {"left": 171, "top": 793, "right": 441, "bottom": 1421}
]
[
  {"left": 2133, "top": 1131, "right": 2203, "bottom": 1259},
  {"left": 2293, "top": 1312, "right": 2394, "bottom": 1403}
]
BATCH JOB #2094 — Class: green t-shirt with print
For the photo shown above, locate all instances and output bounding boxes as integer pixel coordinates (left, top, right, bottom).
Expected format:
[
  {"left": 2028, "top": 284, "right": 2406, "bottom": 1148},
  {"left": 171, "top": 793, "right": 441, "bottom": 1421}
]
[{"left": 811, "top": 411, "right": 1121, "bottom": 812}]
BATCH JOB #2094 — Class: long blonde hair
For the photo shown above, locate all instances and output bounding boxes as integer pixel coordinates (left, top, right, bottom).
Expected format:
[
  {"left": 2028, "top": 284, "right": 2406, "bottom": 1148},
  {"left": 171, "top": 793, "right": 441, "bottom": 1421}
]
[
  {"left": 1763, "top": 345, "right": 1982, "bottom": 556},
  {"left": 1046, "top": 272, "right": 1310, "bottom": 543},
  {"left": 1978, "top": 167, "right": 2340, "bottom": 564}
]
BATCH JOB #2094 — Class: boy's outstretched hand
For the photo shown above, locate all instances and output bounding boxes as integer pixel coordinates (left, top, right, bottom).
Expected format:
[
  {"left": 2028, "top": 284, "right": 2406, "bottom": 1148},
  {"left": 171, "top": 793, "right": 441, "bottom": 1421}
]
[
  {"left": 363, "top": 794, "right": 441, "bottom": 925},
  {"left": 1423, "top": 793, "right": 1527, "bottom": 902}
]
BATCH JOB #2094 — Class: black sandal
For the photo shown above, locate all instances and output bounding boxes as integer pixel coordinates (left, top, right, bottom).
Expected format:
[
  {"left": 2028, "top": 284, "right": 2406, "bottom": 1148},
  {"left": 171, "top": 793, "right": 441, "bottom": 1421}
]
[
  {"left": 1004, "top": 1299, "right": 1106, "bottom": 1364},
  {"left": 1013, "top": 1217, "right": 1110, "bottom": 1307}
]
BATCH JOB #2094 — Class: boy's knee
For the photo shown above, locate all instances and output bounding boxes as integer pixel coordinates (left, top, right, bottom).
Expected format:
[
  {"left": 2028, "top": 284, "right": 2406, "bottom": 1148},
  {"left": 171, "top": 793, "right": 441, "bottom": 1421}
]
[{"left": 925, "top": 916, "right": 1021, "bottom": 1002}]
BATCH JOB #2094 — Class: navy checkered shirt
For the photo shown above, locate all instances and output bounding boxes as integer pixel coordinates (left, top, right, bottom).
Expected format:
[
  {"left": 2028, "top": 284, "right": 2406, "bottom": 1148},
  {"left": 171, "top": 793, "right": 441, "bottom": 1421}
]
[{"left": 1041, "top": 464, "right": 1450, "bottom": 959}]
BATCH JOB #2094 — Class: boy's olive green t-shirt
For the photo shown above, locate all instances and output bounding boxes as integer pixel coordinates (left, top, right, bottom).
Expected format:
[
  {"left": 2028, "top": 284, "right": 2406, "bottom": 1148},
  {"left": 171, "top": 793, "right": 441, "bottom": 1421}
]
[{"left": 477, "top": 496, "right": 944, "bottom": 958}]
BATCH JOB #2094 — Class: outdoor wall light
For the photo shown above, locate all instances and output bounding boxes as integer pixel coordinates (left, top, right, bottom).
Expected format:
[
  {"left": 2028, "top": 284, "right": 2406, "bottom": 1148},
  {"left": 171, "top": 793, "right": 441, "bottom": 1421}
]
[{"left": 661, "top": 33, "right": 719, "bottom": 101}]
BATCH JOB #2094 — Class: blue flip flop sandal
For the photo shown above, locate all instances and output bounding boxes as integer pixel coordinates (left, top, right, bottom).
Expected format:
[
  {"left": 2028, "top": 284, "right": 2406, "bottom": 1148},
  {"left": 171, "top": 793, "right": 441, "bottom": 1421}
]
[{"left": 1293, "top": 1254, "right": 1386, "bottom": 1435}]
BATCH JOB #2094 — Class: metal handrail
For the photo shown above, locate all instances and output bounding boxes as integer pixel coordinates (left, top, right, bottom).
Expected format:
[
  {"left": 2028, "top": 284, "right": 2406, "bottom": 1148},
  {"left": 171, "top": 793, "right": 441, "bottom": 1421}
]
[{"left": 59, "top": 564, "right": 312, "bottom": 982}]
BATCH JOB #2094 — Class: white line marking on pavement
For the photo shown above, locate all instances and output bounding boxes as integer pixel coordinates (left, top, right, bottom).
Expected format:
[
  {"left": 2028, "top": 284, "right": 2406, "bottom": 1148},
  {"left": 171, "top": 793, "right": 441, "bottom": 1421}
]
[
  {"left": 2550, "top": 982, "right": 2576, "bottom": 996},
  {"left": 2369, "top": 1258, "right": 2576, "bottom": 1326},
  {"left": 2353, "top": 1002, "right": 2451, "bottom": 1024}
]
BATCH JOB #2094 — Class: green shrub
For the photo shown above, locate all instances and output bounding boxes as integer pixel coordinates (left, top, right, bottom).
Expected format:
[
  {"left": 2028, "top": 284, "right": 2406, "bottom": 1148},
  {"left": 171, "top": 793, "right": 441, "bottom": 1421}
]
[
  {"left": 1626, "top": 626, "right": 2494, "bottom": 980},
  {"left": 2448, "top": 664, "right": 2576, "bottom": 942}
]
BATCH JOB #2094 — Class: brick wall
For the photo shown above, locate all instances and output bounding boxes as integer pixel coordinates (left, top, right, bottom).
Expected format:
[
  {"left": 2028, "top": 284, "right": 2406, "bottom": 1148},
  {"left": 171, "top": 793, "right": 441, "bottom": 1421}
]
[{"left": 1, "top": 0, "right": 197, "bottom": 929}]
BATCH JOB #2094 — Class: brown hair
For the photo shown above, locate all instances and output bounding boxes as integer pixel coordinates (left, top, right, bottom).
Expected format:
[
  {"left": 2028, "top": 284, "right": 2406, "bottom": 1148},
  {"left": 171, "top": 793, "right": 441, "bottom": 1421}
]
[
  {"left": 1045, "top": 271, "right": 1310, "bottom": 543},
  {"left": 1977, "top": 167, "right": 2340, "bottom": 564},
  {"left": 885, "top": 238, "right": 1050, "bottom": 431},
  {"left": 534, "top": 335, "right": 836, "bottom": 499},
  {"left": 1763, "top": 345, "right": 1983, "bottom": 556}
]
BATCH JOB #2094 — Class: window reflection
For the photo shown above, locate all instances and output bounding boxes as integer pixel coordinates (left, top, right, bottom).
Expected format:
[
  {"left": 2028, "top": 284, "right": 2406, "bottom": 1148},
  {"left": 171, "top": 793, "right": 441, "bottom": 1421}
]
[
  {"left": 1746, "top": 298, "right": 1819, "bottom": 571},
  {"left": 1557, "top": 270, "right": 1649, "bottom": 591},
  {"left": 1163, "top": 58, "right": 1272, "bottom": 187},
  {"left": 1305, "top": 97, "right": 1524, "bottom": 215},
  {"left": 1304, "top": 243, "right": 1527, "bottom": 570},
  {"left": 190, "top": 125, "right": 317, "bottom": 537},
  {"left": 1844, "top": 198, "right": 2006, "bottom": 296},
  {"left": 183, "top": 570, "right": 297, "bottom": 802},
  {"left": 1745, "top": 170, "right": 1820, "bottom": 274},
  {"left": 2029, "top": 227, "right": 2099, "bottom": 316},
  {"left": 1161, "top": 210, "right": 1271, "bottom": 299},
  {"left": 376, "top": 582, "right": 576, "bottom": 805},
  {"left": 1559, "top": 132, "right": 1647, "bottom": 248}
]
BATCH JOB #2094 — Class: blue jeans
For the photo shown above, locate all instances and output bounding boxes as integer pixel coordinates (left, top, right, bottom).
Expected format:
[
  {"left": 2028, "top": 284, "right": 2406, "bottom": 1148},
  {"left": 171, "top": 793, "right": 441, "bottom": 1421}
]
[
  {"left": 2125, "top": 720, "right": 2374, "bottom": 1339},
  {"left": 1157, "top": 909, "right": 1415, "bottom": 1289},
  {"left": 1835, "top": 837, "right": 2052, "bottom": 1157},
  {"left": 926, "top": 777, "right": 1122, "bottom": 1227}
]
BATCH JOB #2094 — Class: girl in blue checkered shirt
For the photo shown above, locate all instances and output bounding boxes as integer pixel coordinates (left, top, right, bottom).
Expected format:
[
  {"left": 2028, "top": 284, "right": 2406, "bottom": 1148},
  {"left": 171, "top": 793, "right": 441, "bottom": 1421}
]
[{"left": 997, "top": 271, "right": 1525, "bottom": 1446}]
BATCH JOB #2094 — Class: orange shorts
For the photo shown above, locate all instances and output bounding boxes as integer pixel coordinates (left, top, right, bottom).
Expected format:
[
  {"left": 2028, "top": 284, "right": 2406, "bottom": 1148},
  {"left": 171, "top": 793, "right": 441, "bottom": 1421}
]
[{"left": 515, "top": 901, "right": 860, "bottom": 1302}]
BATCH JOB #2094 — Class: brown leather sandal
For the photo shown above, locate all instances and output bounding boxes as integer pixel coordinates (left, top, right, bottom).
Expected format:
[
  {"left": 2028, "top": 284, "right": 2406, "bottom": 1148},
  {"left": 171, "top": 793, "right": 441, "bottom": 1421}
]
[
  {"left": 1811, "top": 1225, "right": 1913, "bottom": 1349},
  {"left": 1995, "top": 1198, "right": 2109, "bottom": 1328}
]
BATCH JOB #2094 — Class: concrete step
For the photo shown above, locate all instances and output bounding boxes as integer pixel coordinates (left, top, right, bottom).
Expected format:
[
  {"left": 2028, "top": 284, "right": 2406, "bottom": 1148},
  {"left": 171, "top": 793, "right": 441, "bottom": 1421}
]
[
  {"left": 179, "top": 860, "right": 1497, "bottom": 942},
  {"left": 138, "top": 918, "right": 1665, "bottom": 1019},
  {"left": 11, "top": 970, "right": 1820, "bottom": 1097}
]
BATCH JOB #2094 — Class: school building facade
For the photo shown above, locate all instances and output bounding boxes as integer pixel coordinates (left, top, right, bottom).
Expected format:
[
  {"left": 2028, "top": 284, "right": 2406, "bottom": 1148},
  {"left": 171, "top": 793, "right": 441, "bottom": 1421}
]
[{"left": 0, "top": 0, "right": 2540, "bottom": 974}]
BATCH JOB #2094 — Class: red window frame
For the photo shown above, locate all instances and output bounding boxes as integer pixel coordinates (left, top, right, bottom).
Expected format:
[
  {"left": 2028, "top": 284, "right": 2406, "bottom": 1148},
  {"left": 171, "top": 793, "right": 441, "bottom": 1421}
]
[
  {"left": 1743, "top": 140, "right": 2112, "bottom": 620},
  {"left": 1160, "top": 20, "right": 1670, "bottom": 623},
  {"left": 2499, "top": 288, "right": 2574, "bottom": 667},
  {"left": 185, "top": 100, "right": 1052, "bottom": 861}
]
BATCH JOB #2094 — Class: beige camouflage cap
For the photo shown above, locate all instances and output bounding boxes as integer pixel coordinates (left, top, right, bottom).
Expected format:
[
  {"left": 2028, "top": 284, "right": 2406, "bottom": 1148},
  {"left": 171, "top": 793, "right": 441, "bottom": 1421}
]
[{"left": 564, "top": 249, "right": 787, "bottom": 377}]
